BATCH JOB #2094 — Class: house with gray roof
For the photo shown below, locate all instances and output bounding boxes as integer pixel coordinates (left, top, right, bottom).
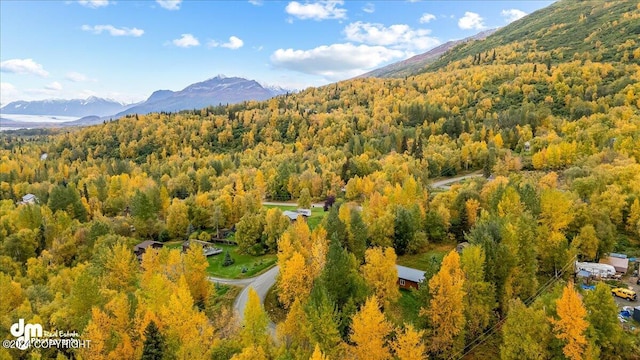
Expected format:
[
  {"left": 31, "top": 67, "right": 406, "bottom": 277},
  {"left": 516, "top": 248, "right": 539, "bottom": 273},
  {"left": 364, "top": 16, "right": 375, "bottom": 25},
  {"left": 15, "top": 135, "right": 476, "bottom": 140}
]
[{"left": 396, "top": 265, "right": 425, "bottom": 290}]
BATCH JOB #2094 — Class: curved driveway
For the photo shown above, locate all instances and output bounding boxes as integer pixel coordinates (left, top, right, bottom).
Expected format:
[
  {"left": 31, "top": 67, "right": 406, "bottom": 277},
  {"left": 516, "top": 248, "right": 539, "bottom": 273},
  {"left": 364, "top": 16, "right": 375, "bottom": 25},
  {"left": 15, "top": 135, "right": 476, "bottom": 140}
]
[
  {"left": 430, "top": 172, "right": 484, "bottom": 189},
  {"left": 209, "top": 265, "right": 279, "bottom": 324}
]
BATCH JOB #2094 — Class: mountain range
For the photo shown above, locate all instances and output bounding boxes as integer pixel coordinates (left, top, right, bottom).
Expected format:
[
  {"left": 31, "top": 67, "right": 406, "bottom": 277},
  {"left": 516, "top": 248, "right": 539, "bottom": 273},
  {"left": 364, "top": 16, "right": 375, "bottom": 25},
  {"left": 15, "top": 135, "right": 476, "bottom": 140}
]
[
  {"left": 0, "top": 97, "right": 129, "bottom": 117},
  {"left": 0, "top": 75, "right": 290, "bottom": 128},
  {"left": 113, "top": 75, "right": 289, "bottom": 118}
]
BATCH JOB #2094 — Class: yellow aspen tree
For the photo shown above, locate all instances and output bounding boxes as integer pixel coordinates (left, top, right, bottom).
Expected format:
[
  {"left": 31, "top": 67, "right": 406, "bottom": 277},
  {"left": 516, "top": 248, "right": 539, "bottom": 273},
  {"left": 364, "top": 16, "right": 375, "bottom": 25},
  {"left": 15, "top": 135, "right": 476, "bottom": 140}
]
[
  {"left": 310, "top": 344, "right": 329, "bottom": 360},
  {"left": 277, "top": 232, "right": 296, "bottom": 266},
  {"left": 278, "top": 251, "right": 312, "bottom": 308},
  {"left": 158, "top": 276, "right": 216, "bottom": 358},
  {"left": 166, "top": 198, "right": 189, "bottom": 238},
  {"left": 182, "top": 245, "right": 211, "bottom": 306},
  {"left": 160, "top": 186, "right": 171, "bottom": 218},
  {"left": 551, "top": 282, "right": 591, "bottom": 360},
  {"left": 627, "top": 198, "right": 640, "bottom": 237},
  {"left": 103, "top": 242, "right": 139, "bottom": 294},
  {"left": 360, "top": 247, "right": 400, "bottom": 308},
  {"left": 539, "top": 189, "right": 574, "bottom": 232},
  {"left": 309, "top": 226, "right": 328, "bottom": 279},
  {"left": 241, "top": 288, "right": 270, "bottom": 349},
  {"left": 349, "top": 296, "right": 392, "bottom": 360},
  {"left": 464, "top": 198, "right": 481, "bottom": 227},
  {"left": 231, "top": 345, "right": 267, "bottom": 360},
  {"left": 278, "top": 298, "right": 310, "bottom": 348},
  {"left": 255, "top": 170, "right": 266, "bottom": 199},
  {"left": 80, "top": 308, "right": 111, "bottom": 359},
  {"left": 392, "top": 324, "right": 427, "bottom": 360},
  {"left": 420, "top": 250, "right": 465, "bottom": 358}
]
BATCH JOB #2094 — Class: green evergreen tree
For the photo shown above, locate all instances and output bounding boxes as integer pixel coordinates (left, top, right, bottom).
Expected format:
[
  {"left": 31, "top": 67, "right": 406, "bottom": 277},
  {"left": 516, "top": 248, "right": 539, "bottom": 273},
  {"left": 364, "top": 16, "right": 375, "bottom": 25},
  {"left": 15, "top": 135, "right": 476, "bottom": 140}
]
[
  {"left": 131, "top": 190, "right": 154, "bottom": 221},
  {"left": 222, "top": 250, "right": 235, "bottom": 267},
  {"left": 36, "top": 222, "right": 47, "bottom": 256},
  {"left": 320, "top": 239, "right": 367, "bottom": 337},
  {"left": 584, "top": 283, "right": 623, "bottom": 356},
  {"left": 323, "top": 205, "right": 347, "bottom": 246},
  {"left": 141, "top": 320, "right": 165, "bottom": 360},
  {"left": 347, "top": 210, "right": 367, "bottom": 262},
  {"left": 305, "top": 284, "right": 343, "bottom": 357}
]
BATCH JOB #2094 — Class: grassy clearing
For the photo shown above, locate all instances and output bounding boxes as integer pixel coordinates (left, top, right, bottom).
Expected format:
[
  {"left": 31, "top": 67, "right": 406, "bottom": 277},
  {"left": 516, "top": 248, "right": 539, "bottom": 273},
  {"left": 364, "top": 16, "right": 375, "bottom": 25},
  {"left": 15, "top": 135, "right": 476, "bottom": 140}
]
[
  {"left": 164, "top": 240, "right": 183, "bottom": 250},
  {"left": 210, "top": 284, "right": 241, "bottom": 311},
  {"left": 397, "top": 243, "right": 455, "bottom": 270},
  {"left": 262, "top": 204, "right": 327, "bottom": 229},
  {"left": 206, "top": 243, "right": 277, "bottom": 279},
  {"left": 387, "top": 288, "right": 422, "bottom": 327},
  {"left": 264, "top": 286, "right": 287, "bottom": 324}
]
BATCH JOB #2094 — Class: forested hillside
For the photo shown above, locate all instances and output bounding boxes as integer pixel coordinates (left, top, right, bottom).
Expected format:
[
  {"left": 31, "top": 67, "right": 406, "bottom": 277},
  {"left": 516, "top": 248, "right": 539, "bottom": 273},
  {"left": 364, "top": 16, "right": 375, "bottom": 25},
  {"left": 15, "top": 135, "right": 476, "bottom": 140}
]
[
  {"left": 1, "top": 0, "right": 640, "bottom": 359},
  {"left": 427, "top": 0, "right": 640, "bottom": 72}
]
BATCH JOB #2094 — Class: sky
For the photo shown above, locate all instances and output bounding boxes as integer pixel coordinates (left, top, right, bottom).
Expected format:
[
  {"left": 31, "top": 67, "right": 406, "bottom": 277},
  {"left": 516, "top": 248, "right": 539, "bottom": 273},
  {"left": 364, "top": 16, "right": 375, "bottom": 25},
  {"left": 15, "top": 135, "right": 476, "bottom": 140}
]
[{"left": 0, "top": 0, "right": 554, "bottom": 106}]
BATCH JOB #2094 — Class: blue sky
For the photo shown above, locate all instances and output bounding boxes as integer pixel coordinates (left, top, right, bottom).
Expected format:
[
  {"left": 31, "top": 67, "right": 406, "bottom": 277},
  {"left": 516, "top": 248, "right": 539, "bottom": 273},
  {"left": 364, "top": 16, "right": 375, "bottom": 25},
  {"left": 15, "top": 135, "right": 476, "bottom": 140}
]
[{"left": 0, "top": 0, "right": 554, "bottom": 105}]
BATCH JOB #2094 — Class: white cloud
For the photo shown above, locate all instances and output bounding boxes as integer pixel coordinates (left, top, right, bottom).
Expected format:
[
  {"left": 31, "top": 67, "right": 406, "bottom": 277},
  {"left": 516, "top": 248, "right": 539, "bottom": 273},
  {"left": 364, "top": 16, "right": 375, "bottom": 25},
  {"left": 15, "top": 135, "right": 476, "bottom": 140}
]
[
  {"left": 362, "top": 3, "right": 375, "bottom": 13},
  {"left": 248, "top": 0, "right": 263, "bottom": 5},
  {"left": 285, "top": 1, "right": 347, "bottom": 21},
  {"left": 344, "top": 21, "right": 440, "bottom": 52},
  {"left": 65, "top": 71, "right": 91, "bottom": 82},
  {"left": 82, "top": 24, "right": 144, "bottom": 37},
  {"left": 221, "top": 36, "right": 244, "bottom": 49},
  {"left": 0, "top": 59, "right": 49, "bottom": 77},
  {"left": 172, "top": 34, "right": 200, "bottom": 48},
  {"left": 208, "top": 36, "right": 244, "bottom": 50},
  {"left": 45, "top": 82, "right": 63, "bottom": 91},
  {"left": 77, "top": 0, "right": 109, "bottom": 8},
  {"left": 458, "top": 11, "right": 486, "bottom": 30},
  {"left": 156, "top": 0, "right": 181, "bottom": 10},
  {"left": 419, "top": 13, "right": 436, "bottom": 23},
  {"left": 271, "top": 43, "right": 405, "bottom": 80},
  {"left": 501, "top": 9, "right": 527, "bottom": 23},
  {"left": 0, "top": 82, "right": 19, "bottom": 105}
]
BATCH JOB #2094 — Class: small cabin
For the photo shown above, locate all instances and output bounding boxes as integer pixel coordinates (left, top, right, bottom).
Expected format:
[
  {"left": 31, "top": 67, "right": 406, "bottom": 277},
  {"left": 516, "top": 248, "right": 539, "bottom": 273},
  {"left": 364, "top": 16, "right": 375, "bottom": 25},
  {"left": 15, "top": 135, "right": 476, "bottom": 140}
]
[
  {"left": 396, "top": 265, "right": 425, "bottom": 290},
  {"left": 183, "top": 239, "right": 223, "bottom": 257},
  {"left": 456, "top": 242, "right": 470, "bottom": 253},
  {"left": 296, "top": 208, "right": 312, "bottom": 217},
  {"left": 18, "top": 194, "right": 37, "bottom": 205},
  {"left": 282, "top": 209, "right": 312, "bottom": 221},
  {"left": 133, "top": 240, "right": 164, "bottom": 261}
]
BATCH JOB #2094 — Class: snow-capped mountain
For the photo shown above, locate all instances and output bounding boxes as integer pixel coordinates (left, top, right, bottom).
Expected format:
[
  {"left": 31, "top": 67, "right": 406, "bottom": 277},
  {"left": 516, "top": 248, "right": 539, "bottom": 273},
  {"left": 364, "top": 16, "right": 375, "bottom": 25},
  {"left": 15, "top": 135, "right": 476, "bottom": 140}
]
[
  {"left": 115, "top": 75, "right": 289, "bottom": 117},
  {"left": 0, "top": 96, "right": 131, "bottom": 117}
]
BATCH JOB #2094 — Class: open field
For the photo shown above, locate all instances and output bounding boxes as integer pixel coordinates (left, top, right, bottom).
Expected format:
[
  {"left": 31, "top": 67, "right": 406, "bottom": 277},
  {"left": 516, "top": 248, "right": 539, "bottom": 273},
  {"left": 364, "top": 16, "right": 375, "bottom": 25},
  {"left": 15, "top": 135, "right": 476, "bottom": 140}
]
[
  {"left": 262, "top": 204, "right": 327, "bottom": 229},
  {"left": 397, "top": 243, "right": 456, "bottom": 270},
  {"left": 205, "top": 243, "right": 277, "bottom": 278}
]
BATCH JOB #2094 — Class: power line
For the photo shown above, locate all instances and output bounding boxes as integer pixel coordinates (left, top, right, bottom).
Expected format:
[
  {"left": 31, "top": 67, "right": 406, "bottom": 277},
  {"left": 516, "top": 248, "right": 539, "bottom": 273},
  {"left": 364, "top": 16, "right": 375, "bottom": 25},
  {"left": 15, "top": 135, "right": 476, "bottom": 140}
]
[{"left": 449, "top": 254, "right": 577, "bottom": 360}]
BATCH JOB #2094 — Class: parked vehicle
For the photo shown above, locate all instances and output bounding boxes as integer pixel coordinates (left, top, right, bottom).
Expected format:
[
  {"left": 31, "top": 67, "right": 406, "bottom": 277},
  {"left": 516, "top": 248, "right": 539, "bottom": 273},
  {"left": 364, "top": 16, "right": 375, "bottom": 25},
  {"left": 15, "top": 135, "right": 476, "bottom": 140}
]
[
  {"left": 575, "top": 262, "right": 616, "bottom": 278},
  {"left": 611, "top": 287, "right": 637, "bottom": 301}
]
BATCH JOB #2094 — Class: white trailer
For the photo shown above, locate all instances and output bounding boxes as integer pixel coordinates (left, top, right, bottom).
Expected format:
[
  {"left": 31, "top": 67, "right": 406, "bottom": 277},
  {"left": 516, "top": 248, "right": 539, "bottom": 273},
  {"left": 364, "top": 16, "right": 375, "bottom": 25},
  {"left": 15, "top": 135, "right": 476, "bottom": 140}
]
[{"left": 575, "top": 262, "right": 616, "bottom": 278}]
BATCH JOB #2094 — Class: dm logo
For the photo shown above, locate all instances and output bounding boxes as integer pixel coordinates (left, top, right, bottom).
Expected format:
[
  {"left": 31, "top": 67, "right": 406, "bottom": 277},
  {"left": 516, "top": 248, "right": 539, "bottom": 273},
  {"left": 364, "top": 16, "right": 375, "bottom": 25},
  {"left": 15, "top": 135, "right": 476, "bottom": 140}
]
[{"left": 10, "top": 319, "right": 43, "bottom": 350}]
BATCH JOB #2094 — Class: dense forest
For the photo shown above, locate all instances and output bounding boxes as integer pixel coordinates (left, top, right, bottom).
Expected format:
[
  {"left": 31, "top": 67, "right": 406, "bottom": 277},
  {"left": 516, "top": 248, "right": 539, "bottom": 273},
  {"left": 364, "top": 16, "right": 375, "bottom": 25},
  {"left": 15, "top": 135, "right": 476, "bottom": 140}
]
[{"left": 2, "top": 0, "right": 640, "bottom": 359}]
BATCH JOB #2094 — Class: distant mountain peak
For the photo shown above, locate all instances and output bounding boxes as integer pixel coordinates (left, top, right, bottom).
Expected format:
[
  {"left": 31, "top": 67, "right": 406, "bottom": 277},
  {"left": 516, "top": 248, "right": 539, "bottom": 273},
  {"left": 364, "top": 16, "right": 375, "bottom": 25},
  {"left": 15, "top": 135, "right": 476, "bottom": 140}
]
[
  {"left": 114, "top": 75, "right": 292, "bottom": 117},
  {"left": 0, "top": 96, "right": 131, "bottom": 117}
]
